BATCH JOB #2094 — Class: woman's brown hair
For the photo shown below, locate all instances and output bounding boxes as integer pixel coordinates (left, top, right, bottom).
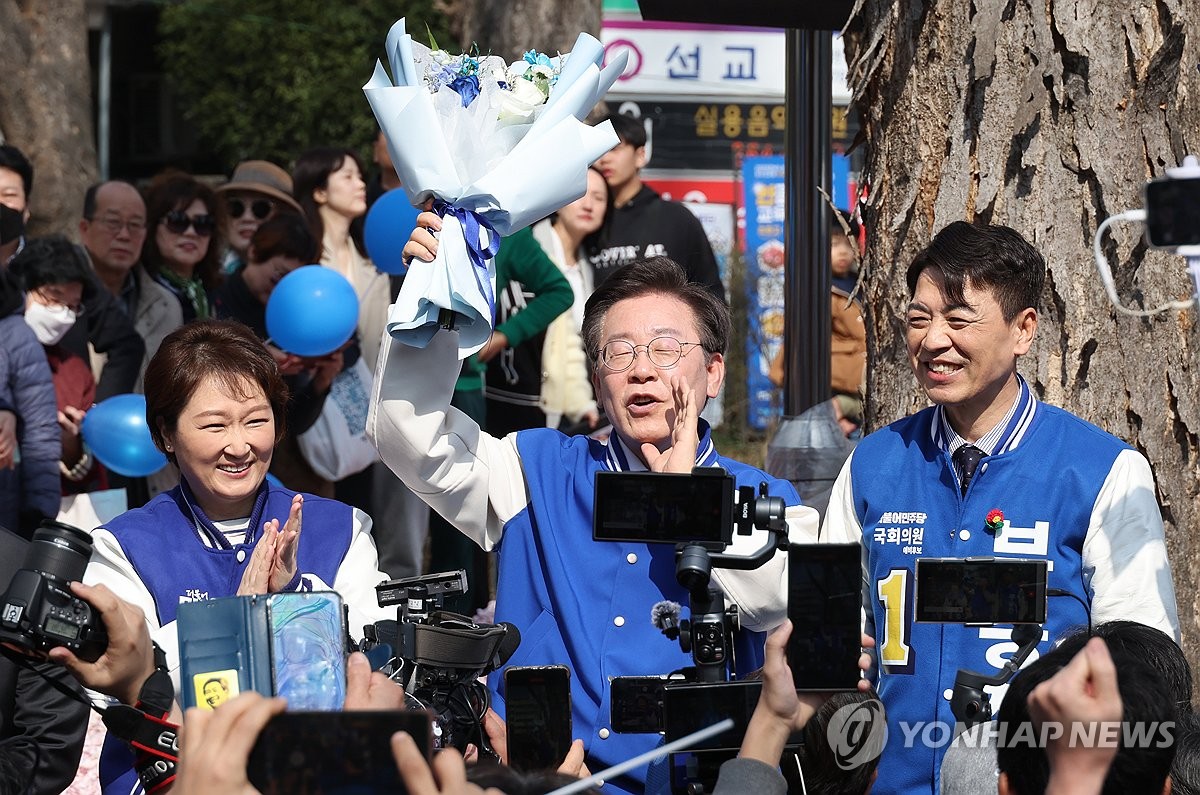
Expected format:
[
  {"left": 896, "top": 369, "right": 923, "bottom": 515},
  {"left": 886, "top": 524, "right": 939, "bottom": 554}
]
[{"left": 144, "top": 319, "right": 289, "bottom": 458}]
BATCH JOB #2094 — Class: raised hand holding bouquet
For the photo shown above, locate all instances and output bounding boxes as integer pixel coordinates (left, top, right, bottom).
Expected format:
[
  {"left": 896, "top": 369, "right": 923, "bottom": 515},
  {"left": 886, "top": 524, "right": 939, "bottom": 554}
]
[{"left": 364, "top": 19, "right": 626, "bottom": 357}]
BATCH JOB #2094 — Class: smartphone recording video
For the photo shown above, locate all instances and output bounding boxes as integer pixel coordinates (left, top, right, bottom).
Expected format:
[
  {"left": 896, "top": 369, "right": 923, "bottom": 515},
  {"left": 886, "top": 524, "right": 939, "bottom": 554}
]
[
  {"left": 505, "top": 665, "right": 573, "bottom": 772},
  {"left": 915, "top": 558, "right": 1048, "bottom": 625},
  {"left": 787, "top": 543, "right": 863, "bottom": 691},
  {"left": 247, "top": 709, "right": 432, "bottom": 795}
]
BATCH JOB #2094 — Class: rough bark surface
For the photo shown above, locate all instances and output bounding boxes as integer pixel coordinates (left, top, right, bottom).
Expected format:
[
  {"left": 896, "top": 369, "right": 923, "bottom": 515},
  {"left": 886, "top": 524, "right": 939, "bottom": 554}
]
[
  {"left": 0, "top": 0, "right": 98, "bottom": 237},
  {"left": 442, "top": 0, "right": 603, "bottom": 62},
  {"left": 844, "top": 0, "right": 1200, "bottom": 681}
]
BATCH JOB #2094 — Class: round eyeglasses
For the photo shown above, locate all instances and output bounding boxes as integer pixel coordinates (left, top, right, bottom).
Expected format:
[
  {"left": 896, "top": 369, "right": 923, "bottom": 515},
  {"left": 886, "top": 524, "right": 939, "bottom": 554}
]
[{"left": 599, "top": 336, "right": 703, "bottom": 372}]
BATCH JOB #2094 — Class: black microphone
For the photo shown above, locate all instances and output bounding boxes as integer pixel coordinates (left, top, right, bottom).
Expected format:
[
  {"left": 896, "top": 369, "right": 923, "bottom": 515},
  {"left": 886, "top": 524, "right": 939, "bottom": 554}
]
[
  {"left": 651, "top": 600, "right": 682, "bottom": 637},
  {"left": 495, "top": 621, "right": 523, "bottom": 668}
]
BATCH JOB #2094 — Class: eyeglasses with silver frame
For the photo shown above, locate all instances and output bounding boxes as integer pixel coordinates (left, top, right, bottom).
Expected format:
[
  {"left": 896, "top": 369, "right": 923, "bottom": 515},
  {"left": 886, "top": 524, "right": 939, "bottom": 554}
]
[{"left": 599, "top": 336, "right": 704, "bottom": 372}]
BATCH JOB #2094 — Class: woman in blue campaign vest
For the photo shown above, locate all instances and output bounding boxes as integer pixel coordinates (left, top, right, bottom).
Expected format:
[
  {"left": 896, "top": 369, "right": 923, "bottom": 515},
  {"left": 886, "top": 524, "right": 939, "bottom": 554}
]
[{"left": 83, "top": 319, "right": 391, "bottom": 795}]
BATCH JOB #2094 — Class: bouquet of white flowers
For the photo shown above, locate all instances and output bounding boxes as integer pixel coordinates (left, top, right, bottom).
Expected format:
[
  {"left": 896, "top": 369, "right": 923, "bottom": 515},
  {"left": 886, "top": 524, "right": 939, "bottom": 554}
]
[{"left": 364, "top": 19, "right": 627, "bottom": 357}]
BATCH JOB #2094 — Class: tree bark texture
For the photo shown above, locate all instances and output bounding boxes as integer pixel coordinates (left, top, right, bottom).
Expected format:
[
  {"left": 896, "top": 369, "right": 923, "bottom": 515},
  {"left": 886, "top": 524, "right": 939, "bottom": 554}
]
[
  {"left": 0, "top": 0, "right": 98, "bottom": 238},
  {"left": 844, "top": 1, "right": 1200, "bottom": 676},
  {"left": 444, "top": 0, "right": 603, "bottom": 62}
]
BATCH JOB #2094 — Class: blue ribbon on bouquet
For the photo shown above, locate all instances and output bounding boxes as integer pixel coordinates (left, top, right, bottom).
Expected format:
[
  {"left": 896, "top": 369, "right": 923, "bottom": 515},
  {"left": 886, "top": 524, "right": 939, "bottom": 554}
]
[{"left": 432, "top": 199, "right": 499, "bottom": 327}]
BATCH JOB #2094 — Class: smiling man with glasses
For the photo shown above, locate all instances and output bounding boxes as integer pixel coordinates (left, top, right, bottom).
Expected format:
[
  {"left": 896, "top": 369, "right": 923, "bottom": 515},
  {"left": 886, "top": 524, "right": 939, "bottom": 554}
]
[{"left": 371, "top": 252, "right": 811, "bottom": 794}]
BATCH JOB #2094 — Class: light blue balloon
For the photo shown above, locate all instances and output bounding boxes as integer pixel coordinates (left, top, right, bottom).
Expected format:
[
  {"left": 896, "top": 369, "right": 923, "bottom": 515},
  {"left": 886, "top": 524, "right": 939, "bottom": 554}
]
[
  {"left": 265, "top": 266, "right": 359, "bottom": 357},
  {"left": 81, "top": 393, "right": 167, "bottom": 477},
  {"left": 364, "top": 189, "right": 421, "bottom": 275}
]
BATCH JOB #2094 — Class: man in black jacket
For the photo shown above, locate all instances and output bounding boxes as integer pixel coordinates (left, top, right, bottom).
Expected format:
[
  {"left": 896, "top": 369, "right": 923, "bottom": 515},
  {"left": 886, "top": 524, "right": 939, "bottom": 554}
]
[{"left": 592, "top": 113, "right": 725, "bottom": 303}]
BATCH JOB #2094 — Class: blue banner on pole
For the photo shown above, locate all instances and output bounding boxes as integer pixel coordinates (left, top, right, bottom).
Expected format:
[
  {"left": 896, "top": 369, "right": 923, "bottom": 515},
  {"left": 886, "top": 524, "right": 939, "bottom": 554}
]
[
  {"left": 742, "top": 153, "right": 851, "bottom": 430},
  {"left": 742, "top": 155, "right": 786, "bottom": 431}
]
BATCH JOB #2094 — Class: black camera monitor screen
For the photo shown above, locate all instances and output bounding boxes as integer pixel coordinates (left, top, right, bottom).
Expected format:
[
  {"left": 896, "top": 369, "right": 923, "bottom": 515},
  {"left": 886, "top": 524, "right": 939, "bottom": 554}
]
[
  {"left": 247, "top": 709, "right": 432, "bottom": 795},
  {"left": 787, "top": 544, "right": 864, "bottom": 691},
  {"left": 1145, "top": 177, "right": 1200, "bottom": 248},
  {"left": 593, "top": 471, "right": 731, "bottom": 546},
  {"left": 610, "top": 675, "right": 669, "bottom": 734},
  {"left": 663, "top": 680, "right": 762, "bottom": 752},
  {"left": 915, "top": 558, "right": 1048, "bottom": 624}
]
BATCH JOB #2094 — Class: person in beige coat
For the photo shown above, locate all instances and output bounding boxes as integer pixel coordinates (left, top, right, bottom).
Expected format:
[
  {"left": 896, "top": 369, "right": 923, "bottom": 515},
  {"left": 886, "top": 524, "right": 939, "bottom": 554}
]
[{"left": 532, "top": 166, "right": 612, "bottom": 431}]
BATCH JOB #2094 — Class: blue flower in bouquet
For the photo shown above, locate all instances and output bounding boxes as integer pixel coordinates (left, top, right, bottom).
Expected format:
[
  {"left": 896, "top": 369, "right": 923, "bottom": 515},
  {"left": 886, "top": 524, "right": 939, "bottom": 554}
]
[
  {"left": 523, "top": 49, "right": 554, "bottom": 70},
  {"left": 448, "top": 73, "right": 481, "bottom": 107}
]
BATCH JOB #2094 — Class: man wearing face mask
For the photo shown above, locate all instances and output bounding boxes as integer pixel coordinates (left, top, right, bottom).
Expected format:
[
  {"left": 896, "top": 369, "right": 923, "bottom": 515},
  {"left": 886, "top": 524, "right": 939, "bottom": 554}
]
[
  {"left": 0, "top": 146, "right": 32, "bottom": 267},
  {"left": 9, "top": 236, "right": 109, "bottom": 496},
  {"left": 0, "top": 146, "right": 144, "bottom": 404}
]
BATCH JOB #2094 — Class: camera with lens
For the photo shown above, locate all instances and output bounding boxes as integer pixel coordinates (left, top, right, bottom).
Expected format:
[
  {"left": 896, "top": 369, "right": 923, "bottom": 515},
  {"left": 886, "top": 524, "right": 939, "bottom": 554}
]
[
  {"left": 0, "top": 520, "right": 107, "bottom": 662},
  {"left": 359, "top": 570, "right": 518, "bottom": 755}
]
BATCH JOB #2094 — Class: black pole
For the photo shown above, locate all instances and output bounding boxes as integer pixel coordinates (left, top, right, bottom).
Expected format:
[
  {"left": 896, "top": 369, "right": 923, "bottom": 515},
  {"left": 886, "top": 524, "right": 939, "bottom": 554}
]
[
  {"left": 783, "top": 28, "right": 832, "bottom": 416},
  {"left": 767, "top": 29, "right": 846, "bottom": 517}
]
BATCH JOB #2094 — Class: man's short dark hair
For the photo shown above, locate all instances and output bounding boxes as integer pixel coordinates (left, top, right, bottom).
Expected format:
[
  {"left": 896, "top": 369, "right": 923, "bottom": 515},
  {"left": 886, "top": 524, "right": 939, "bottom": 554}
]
[
  {"left": 604, "top": 112, "right": 647, "bottom": 149},
  {"left": 1054, "top": 621, "right": 1192, "bottom": 715},
  {"left": 0, "top": 145, "right": 33, "bottom": 199},
  {"left": 581, "top": 257, "right": 730, "bottom": 363},
  {"left": 905, "top": 221, "right": 1045, "bottom": 321},
  {"left": 995, "top": 640, "right": 1177, "bottom": 795},
  {"left": 8, "top": 234, "right": 92, "bottom": 292},
  {"left": 790, "top": 688, "right": 884, "bottom": 795},
  {"left": 1170, "top": 712, "right": 1200, "bottom": 795}
]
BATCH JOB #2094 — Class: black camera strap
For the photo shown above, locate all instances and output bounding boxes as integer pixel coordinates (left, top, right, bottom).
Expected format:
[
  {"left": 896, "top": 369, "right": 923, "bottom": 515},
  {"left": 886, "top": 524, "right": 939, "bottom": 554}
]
[
  {"left": 123, "top": 641, "right": 178, "bottom": 794},
  {"left": 0, "top": 642, "right": 178, "bottom": 793}
]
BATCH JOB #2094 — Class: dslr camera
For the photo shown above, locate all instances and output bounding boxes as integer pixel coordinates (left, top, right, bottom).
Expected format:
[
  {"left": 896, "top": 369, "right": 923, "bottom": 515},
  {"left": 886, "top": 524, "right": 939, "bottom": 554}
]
[{"left": 0, "top": 520, "right": 107, "bottom": 662}]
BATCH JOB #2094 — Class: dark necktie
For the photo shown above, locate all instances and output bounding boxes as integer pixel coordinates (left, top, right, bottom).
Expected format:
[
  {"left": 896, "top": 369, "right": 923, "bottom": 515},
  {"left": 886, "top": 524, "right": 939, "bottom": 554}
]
[{"left": 953, "top": 444, "right": 986, "bottom": 496}]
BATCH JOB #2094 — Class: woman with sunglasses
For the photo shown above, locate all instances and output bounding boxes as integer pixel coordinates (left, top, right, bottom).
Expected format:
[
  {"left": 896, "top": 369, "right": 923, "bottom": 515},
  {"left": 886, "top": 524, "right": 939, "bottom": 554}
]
[
  {"left": 215, "top": 160, "right": 305, "bottom": 275},
  {"left": 143, "top": 173, "right": 224, "bottom": 322}
]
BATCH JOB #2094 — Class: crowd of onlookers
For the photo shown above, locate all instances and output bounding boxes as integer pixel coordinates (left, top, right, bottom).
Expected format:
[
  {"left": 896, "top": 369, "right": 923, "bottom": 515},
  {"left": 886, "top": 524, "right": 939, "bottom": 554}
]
[{"left": 6, "top": 105, "right": 1186, "bottom": 795}]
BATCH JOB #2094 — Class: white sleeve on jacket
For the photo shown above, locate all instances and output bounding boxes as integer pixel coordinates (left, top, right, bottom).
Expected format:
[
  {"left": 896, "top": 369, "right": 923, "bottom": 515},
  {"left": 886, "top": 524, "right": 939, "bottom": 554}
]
[
  {"left": 84, "top": 527, "right": 180, "bottom": 678},
  {"left": 1083, "top": 448, "right": 1180, "bottom": 642},
  {"left": 711, "top": 502, "right": 819, "bottom": 633},
  {"left": 329, "top": 508, "right": 393, "bottom": 636},
  {"left": 367, "top": 328, "right": 529, "bottom": 552},
  {"left": 821, "top": 453, "right": 876, "bottom": 652}
]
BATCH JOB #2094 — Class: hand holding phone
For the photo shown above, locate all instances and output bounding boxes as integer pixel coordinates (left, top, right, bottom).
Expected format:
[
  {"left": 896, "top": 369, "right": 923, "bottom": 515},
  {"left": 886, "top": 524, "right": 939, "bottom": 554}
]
[
  {"left": 504, "top": 665, "right": 572, "bottom": 772},
  {"left": 247, "top": 709, "right": 433, "bottom": 795},
  {"left": 787, "top": 543, "right": 864, "bottom": 690}
]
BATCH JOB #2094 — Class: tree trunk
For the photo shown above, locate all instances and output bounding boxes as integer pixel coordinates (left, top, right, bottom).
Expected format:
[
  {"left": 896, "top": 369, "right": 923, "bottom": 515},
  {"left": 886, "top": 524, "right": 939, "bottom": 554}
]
[
  {"left": 443, "top": 0, "right": 603, "bottom": 62},
  {"left": 0, "top": 0, "right": 98, "bottom": 238},
  {"left": 844, "top": 1, "right": 1200, "bottom": 678}
]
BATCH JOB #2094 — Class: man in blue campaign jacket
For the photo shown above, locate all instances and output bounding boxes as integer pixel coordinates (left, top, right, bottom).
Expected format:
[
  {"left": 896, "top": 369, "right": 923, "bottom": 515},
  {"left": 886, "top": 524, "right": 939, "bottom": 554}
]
[
  {"left": 822, "top": 221, "right": 1179, "bottom": 795},
  {"left": 371, "top": 252, "right": 815, "bottom": 795}
]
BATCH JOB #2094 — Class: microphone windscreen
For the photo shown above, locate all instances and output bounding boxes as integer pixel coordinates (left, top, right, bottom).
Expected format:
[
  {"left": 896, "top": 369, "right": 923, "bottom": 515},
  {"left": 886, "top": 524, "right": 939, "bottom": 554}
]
[
  {"left": 650, "top": 600, "right": 682, "bottom": 630},
  {"left": 496, "top": 621, "right": 523, "bottom": 666}
]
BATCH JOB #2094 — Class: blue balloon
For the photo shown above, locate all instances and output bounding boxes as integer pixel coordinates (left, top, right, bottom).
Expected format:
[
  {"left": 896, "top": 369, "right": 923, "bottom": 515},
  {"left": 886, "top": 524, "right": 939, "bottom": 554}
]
[
  {"left": 364, "top": 188, "right": 421, "bottom": 275},
  {"left": 81, "top": 394, "right": 167, "bottom": 477},
  {"left": 265, "top": 266, "right": 360, "bottom": 357}
]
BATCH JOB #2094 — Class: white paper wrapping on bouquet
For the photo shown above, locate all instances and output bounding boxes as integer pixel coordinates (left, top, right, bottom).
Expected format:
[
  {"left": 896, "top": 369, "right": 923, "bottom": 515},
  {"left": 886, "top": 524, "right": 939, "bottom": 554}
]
[{"left": 364, "top": 18, "right": 627, "bottom": 359}]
